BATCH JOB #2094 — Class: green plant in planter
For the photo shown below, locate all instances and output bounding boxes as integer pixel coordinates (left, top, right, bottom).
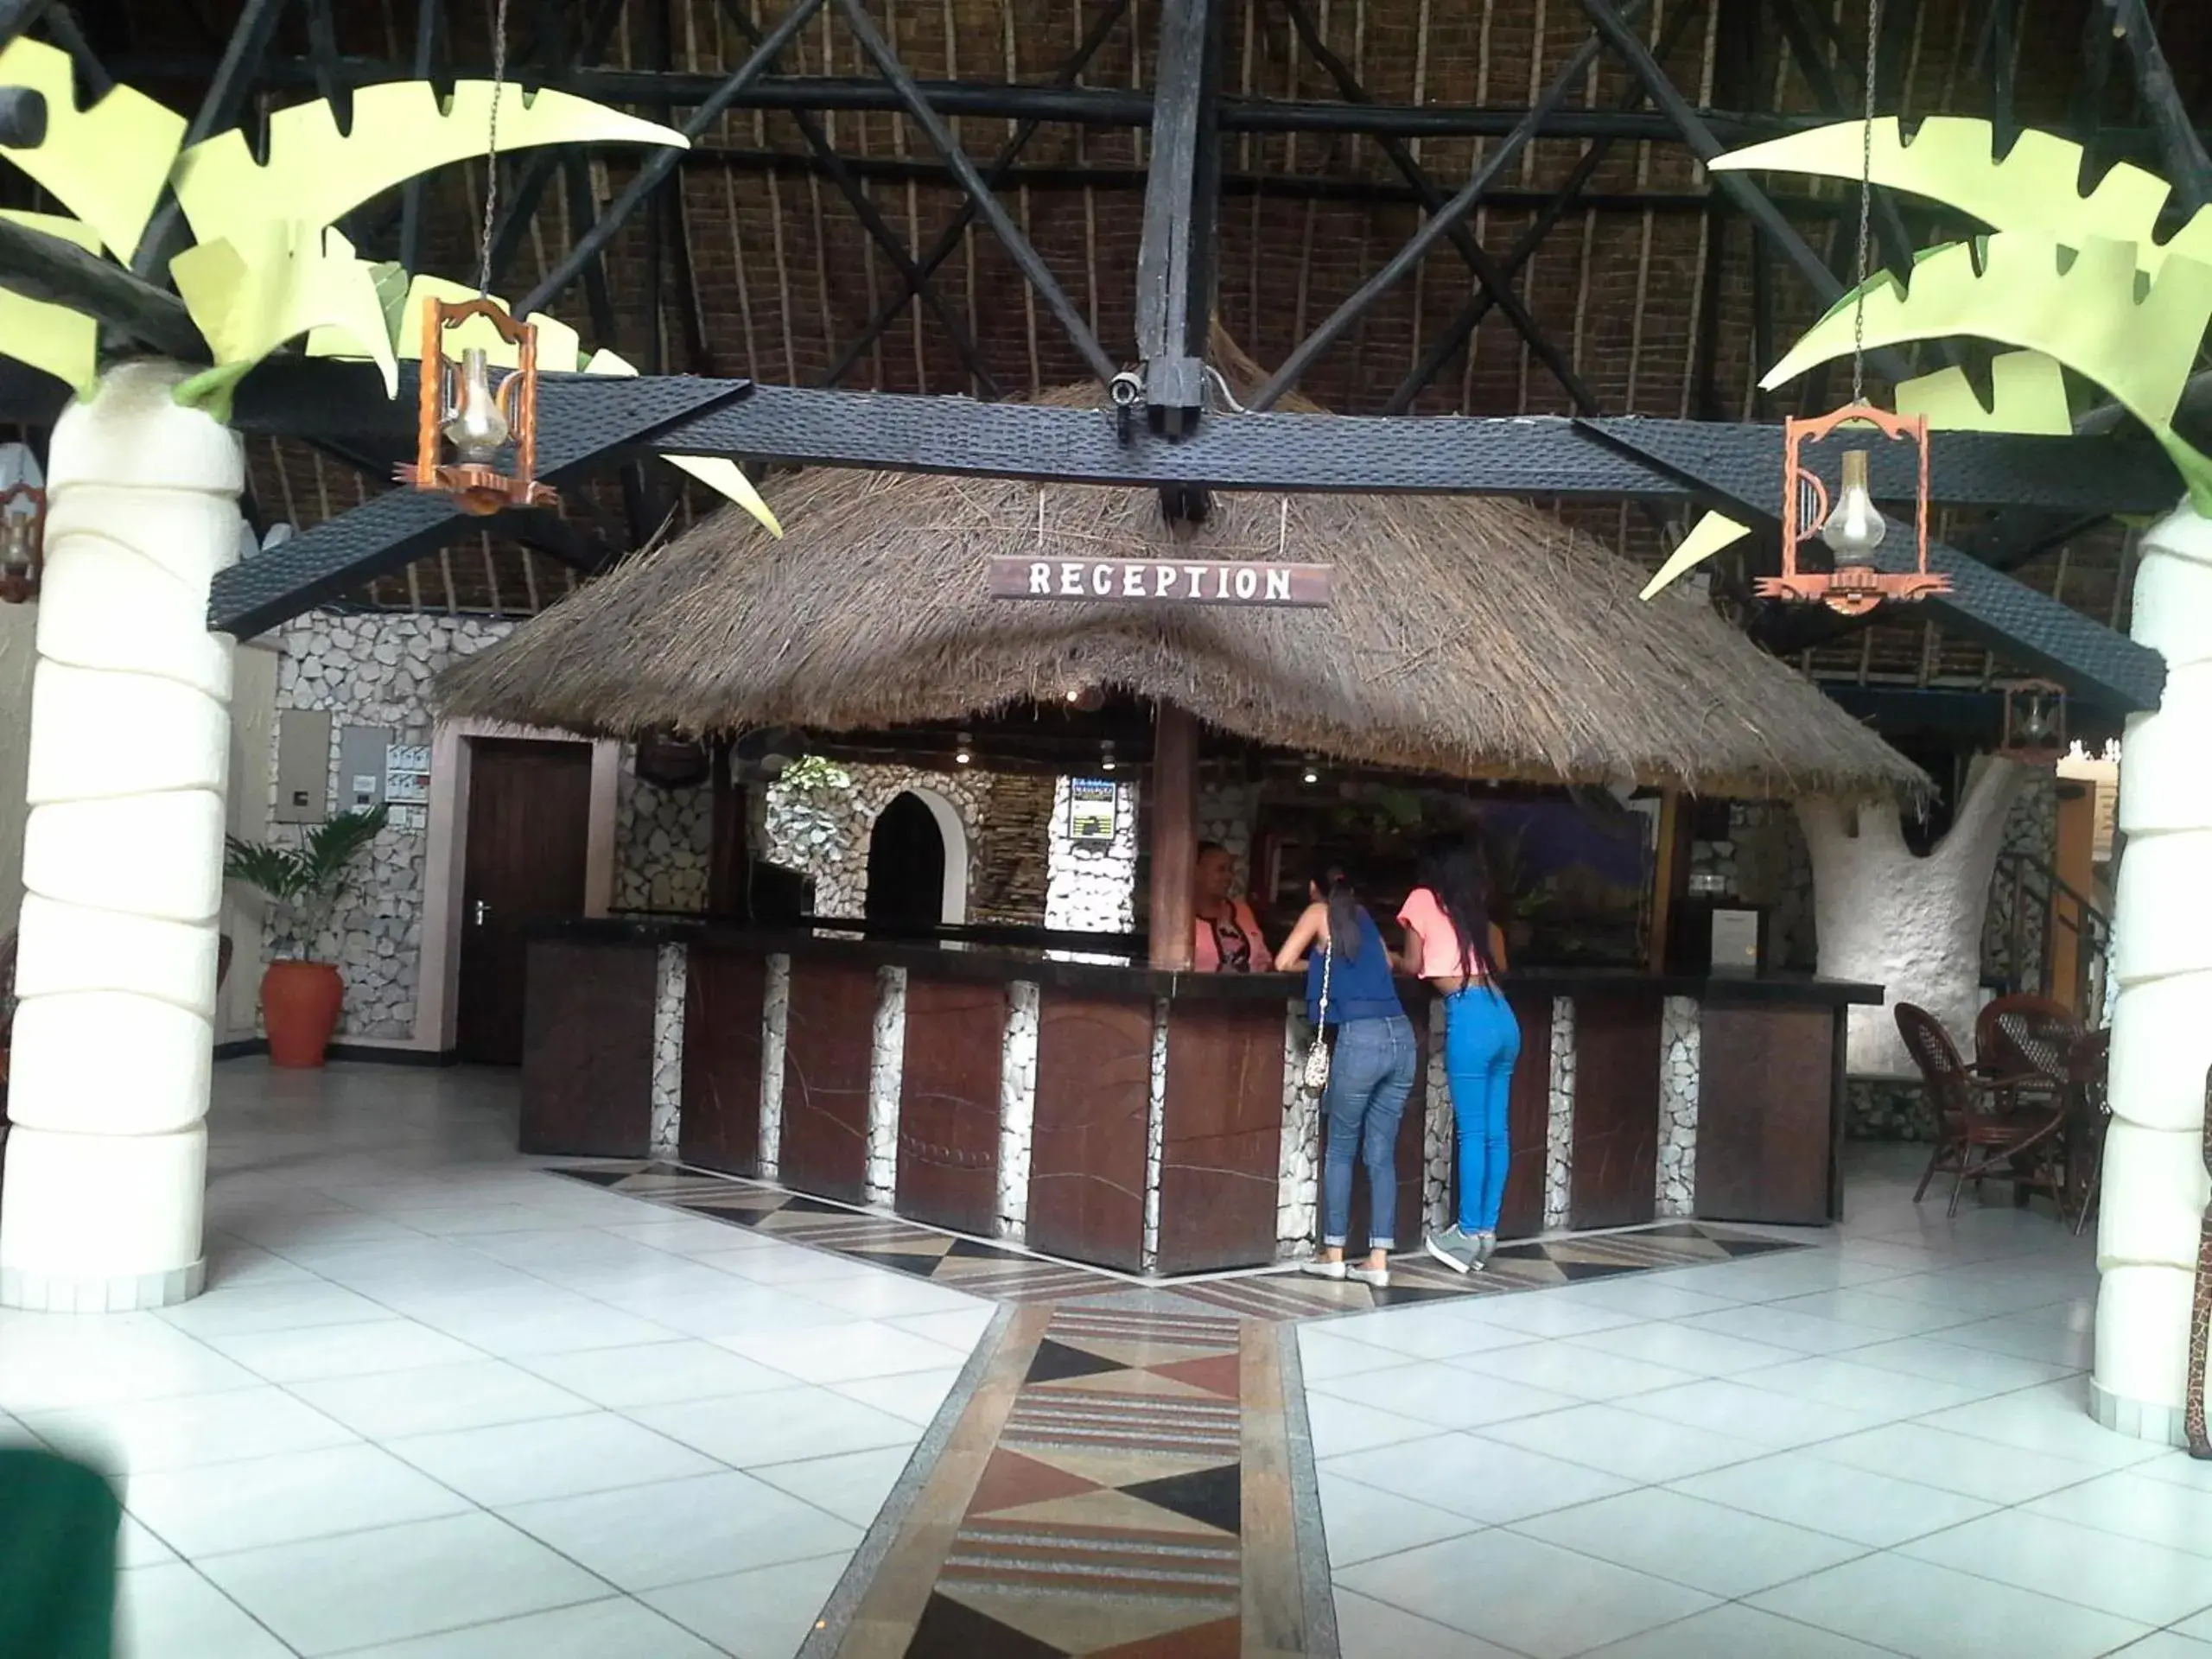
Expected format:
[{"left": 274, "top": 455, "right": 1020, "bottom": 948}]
[{"left": 224, "top": 805, "right": 388, "bottom": 961}]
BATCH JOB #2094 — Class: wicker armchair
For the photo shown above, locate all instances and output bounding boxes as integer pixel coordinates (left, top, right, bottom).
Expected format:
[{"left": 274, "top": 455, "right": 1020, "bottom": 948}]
[{"left": 1898, "top": 1002, "right": 2071, "bottom": 1218}]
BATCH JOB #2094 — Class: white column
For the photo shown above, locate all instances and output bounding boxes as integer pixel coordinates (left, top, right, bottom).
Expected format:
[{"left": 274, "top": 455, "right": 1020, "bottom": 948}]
[
  {"left": 2093, "top": 501, "right": 2212, "bottom": 1445},
  {"left": 0, "top": 362, "right": 243, "bottom": 1313}
]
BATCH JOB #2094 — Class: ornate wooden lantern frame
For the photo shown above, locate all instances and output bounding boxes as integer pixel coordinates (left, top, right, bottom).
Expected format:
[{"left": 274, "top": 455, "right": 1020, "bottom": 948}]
[
  {"left": 0, "top": 481, "right": 45, "bottom": 605},
  {"left": 1758, "top": 403, "right": 1950, "bottom": 617},
  {"left": 395, "top": 296, "right": 556, "bottom": 516},
  {"left": 1998, "top": 677, "right": 2069, "bottom": 765}
]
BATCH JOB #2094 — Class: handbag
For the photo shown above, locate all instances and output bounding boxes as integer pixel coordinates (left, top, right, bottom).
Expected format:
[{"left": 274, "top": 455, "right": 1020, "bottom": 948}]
[{"left": 1302, "top": 944, "right": 1333, "bottom": 1092}]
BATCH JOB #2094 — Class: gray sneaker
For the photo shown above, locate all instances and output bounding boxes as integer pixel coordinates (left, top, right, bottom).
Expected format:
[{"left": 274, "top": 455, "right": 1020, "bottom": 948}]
[
  {"left": 1425, "top": 1226, "right": 1482, "bottom": 1274},
  {"left": 1474, "top": 1231, "right": 1497, "bottom": 1266}
]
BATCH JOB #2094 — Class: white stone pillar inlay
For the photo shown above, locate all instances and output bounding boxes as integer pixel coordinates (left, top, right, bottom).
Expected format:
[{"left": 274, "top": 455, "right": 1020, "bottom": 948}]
[
  {"left": 648, "top": 944, "right": 687, "bottom": 1160},
  {"left": 1422, "top": 995, "right": 1454, "bottom": 1235},
  {"left": 1, "top": 363, "right": 244, "bottom": 1313},
  {"left": 758, "top": 953, "right": 791, "bottom": 1179},
  {"left": 1657, "top": 996, "right": 1702, "bottom": 1218},
  {"left": 996, "top": 981, "right": 1040, "bottom": 1241},
  {"left": 1545, "top": 996, "right": 1577, "bottom": 1230},
  {"left": 1279, "top": 1001, "right": 1322, "bottom": 1256},
  {"left": 866, "top": 966, "right": 907, "bottom": 1205},
  {"left": 1141, "top": 998, "right": 1168, "bottom": 1273}
]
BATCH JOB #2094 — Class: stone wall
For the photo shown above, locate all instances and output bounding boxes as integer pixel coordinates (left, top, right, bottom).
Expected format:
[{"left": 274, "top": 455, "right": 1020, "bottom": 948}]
[
  {"left": 268, "top": 611, "right": 512, "bottom": 1038},
  {"left": 616, "top": 763, "right": 712, "bottom": 914},
  {"left": 1657, "top": 995, "right": 1701, "bottom": 1217},
  {"left": 1720, "top": 802, "right": 1818, "bottom": 971},
  {"left": 1045, "top": 774, "right": 1140, "bottom": 933},
  {"left": 1981, "top": 771, "right": 2059, "bottom": 987},
  {"left": 973, "top": 772, "right": 1054, "bottom": 926},
  {"left": 1544, "top": 998, "right": 1576, "bottom": 1230},
  {"left": 650, "top": 944, "right": 686, "bottom": 1158},
  {"left": 762, "top": 760, "right": 1021, "bottom": 922}
]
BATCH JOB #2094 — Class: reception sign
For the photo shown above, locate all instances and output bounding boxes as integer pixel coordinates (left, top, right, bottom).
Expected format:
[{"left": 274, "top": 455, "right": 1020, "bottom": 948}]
[{"left": 988, "top": 556, "right": 1333, "bottom": 607}]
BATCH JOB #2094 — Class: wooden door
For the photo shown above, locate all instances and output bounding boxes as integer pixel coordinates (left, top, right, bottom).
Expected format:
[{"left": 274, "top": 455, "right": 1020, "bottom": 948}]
[{"left": 458, "top": 739, "right": 594, "bottom": 1065}]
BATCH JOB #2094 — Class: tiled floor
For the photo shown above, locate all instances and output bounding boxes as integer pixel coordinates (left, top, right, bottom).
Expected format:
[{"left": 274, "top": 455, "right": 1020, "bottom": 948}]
[
  {"left": 1310, "top": 1143, "right": 2212, "bottom": 1659},
  {"left": 6, "top": 1066, "right": 2208, "bottom": 1659},
  {"left": 0, "top": 1062, "right": 989, "bottom": 1657}
]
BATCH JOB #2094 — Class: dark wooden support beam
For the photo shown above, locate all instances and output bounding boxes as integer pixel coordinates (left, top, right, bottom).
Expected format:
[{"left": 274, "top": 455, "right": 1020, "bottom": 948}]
[
  {"left": 829, "top": 0, "right": 1119, "bottom": 385},
  {"left": 1147, "top": 702, "right": 1198, "bottom": 971},
  {"left": 818, "top": 0, "right": 1131, "bottom": 388},
  {"left": 1254, "top": 0, "right": 1653, "bottom": 410},
  {"left": 2107, "top": 0, "right": 2212, "bottom": 215},
  {"left": 560, "top": 154, "right": 654, "bottom": 552},
  {"left": 518, "top": 0, "right": 827, "bottom": 318},
  {"left": 1135, "top": 0, "right": 1224, "bottom": 437},
  {"left": 0, "top": 213, "right": 202, "bottom": 357}
]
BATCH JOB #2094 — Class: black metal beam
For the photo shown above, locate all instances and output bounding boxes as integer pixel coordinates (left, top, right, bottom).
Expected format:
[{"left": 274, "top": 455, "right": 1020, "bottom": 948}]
[
  {"left": 397, "top": 0, "right": 442, "bottom": 275},
  {"left": 517, "top": 0, "right": 827, "bottom": 319},
  {"left": 209, "top": 371, "right": 752, "bottom": 639},
  {"left": 131, "top": 0, "right": 289, "bottom": 280},
  {"left": 483, "top": 0, "right": 626, "bottom": 290},
  {"left": 1252, "top": 0, "right": 1649, "bottom": 410},
  {"left": 1576, "top": 417, "right": 2166, "bottom": 711},
  {"left": 711, "top": 0, "right": 1000, "bottom": 398},
  {"left": 2107, "top": 0, "right": 2212, "bottom": 215},
  {"left": 830, "top": 0, "right": 1118, "bottom": 385},
  {"left": 0, "top": 213, "right": 204, "bottom": 358},
  {"left": 1134, "top": 0, "right": 1223, "bottom": 435},
  {"left": 0, "top": 86, "right": 44, "bottom": 146},
  {"left": 817, "top": 0, "right": 1130, "bottom": 389},
  {"left": 0, "top": 0, "right": 54, "bottom": 50},
  {"left": 39, "top": 3, "right": 108, "bottom": 99}
]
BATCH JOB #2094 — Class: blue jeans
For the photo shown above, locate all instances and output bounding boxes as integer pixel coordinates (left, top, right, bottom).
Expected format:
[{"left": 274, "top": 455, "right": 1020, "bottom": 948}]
[
  {"left": 1321, "top": 1014, "right": 1418, "bottom": 1250},
  {"left": 1444, "top": 987, "right": 1521, "bottom": 1234}
]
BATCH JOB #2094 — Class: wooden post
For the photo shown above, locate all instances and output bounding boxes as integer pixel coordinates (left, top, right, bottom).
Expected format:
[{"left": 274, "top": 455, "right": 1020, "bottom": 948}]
[
  {"left": 1147, "top": 702, "right": 1198, "bottom": 970},
  {"left": 2050, "top": 779, "right": 2096, "bottom": 1011},
  {"left": 1647, "top": 787, "right": 1689, "bottom": 975}
]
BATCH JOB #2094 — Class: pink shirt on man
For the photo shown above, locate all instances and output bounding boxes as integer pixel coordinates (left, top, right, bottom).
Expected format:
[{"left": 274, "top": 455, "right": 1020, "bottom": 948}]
[
  {"left": 1398, "top": 887, "right": 1482, "bottom": 980},
  {"left": 1193, "top": 900, "right": 1267, "bottom": 972}
]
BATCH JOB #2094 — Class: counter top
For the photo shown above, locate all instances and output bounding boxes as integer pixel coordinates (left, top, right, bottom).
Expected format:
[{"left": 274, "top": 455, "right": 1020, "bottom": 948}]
[{"left": 533, "top": 916, "right": 1885, "bottom": 1007}]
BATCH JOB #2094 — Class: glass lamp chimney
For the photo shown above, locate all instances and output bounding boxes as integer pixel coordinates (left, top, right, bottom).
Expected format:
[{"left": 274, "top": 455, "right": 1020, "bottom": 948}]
[
  {"left": 442, "top": 347, "right": 511, "bottom": 466},
  {"left": 1819, "top": 448, "right": 1888, "bottom": 561}
]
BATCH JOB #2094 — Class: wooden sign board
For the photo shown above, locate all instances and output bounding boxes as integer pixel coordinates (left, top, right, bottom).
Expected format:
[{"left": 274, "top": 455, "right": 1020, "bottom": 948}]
[{"left": 988, "top": 556, "right": 1333, "bottom": 607}]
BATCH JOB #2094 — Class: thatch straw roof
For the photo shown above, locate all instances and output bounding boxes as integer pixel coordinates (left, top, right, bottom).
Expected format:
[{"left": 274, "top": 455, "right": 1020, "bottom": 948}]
[{"left": 437, "top": 365, "right": 1923, "bottom": 801}]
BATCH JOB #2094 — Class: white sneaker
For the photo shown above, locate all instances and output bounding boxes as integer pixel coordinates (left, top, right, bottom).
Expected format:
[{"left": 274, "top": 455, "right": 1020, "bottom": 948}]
[
  {"left": 1350, "top": 1263, "right": 1390, "bottom": 1289},
  {"left": 1300, "top": 1256, "right": 1348, "bottom": 1281}
]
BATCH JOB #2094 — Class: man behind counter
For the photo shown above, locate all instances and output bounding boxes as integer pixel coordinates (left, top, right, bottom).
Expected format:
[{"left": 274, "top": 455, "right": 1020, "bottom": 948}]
[{"left": 1192, "top": 841, "right": 1269, "bottom": 971}]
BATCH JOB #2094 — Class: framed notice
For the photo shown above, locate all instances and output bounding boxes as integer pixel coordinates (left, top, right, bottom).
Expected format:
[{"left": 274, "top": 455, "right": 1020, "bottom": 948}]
[
  {"left": 384, "top": 744, "right": 431, "bottom": 805},
  {"left": 1067, "top": 778, "right": 1121, "bottom": 844}
]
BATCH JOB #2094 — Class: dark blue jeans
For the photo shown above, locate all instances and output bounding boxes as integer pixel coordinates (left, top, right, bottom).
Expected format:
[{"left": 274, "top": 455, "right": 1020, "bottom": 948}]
[
  {"left": 1321, "top": 1014, "right": 1419, "bottom": 1250},
  {"left": 1444, "top": 986, "right": 1522, "bottom": 1233}
]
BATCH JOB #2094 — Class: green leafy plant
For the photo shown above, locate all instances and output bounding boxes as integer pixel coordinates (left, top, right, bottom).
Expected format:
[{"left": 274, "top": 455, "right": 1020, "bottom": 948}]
[{"left": 224, "top": 805, "right": 389, "bottom": 958}]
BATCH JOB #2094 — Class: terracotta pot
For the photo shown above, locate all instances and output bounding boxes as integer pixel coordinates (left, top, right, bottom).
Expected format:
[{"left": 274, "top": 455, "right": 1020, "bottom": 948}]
[{"left": 263, "top": 960, "right": 345, "bottom": 1068}]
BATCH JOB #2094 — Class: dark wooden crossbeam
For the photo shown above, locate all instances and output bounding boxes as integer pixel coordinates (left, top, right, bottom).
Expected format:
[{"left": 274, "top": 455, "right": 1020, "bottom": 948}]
[
  {"left": 1133, "top": 0, "right": 1222, "bottom": 437},
  {"left": 0, "top": 214, "right": 204, "bottom": 358}
]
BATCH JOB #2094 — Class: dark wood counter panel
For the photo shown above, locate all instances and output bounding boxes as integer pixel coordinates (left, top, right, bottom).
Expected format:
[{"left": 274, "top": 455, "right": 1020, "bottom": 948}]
[
  {"left": 1156, "top": 999, "right": 1287, "bottom": 1274},
  {"left": 895, "top": 976, "right": 1006, "bottom": 1236},
  {"left": 779, "top": 957, "right": 877, "bottom": 1205},
  {"left": 680, "top": 944, "right": 766, "bottom": 1177},
  {"left": 518, "top": 937, "right": 657, "bottom": 1159},
  {"left": 1027, "top": 986, "right": 1153, "bottom": 1272}
]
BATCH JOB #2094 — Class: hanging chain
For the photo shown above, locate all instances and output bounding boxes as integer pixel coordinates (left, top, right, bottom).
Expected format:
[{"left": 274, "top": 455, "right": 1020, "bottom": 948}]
[
  {"left": 475, "top": 0, "right": 510, "bottom": 296},
  {"left": 1851, "top": 0, "right": 1881, "bottom": 406}
]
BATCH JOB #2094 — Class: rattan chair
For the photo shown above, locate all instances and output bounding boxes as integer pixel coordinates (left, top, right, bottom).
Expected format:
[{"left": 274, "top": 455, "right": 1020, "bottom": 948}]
[{"left": 1898, "top": 1002, "right": 2071, "bottom": 1218}]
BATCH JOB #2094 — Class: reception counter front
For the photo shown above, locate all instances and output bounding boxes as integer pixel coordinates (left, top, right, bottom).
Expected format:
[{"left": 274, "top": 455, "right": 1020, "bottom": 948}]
[{"left": 521, "top": 920, "right": 1880, "bottom": 1274}]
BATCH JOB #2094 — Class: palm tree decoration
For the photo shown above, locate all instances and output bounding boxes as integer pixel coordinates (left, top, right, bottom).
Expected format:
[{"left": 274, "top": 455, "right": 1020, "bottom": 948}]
[
  {"left": 1650, "top": 116, "right": 2212, "bottom": 1446},
  {"left": 225, "top": 807, "right": 391, "bottom": 959},
  {"left": 0, "top": 31, "right": 766, "bottom": 1313}
]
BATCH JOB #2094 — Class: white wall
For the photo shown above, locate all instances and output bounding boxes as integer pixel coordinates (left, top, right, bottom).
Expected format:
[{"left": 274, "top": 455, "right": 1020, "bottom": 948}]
[
  {"left": 0, "top": 602, "right": 35, "bottom": 939},
  {"left": 219, "top": 642, "right": 277, "bottom": 1043}
]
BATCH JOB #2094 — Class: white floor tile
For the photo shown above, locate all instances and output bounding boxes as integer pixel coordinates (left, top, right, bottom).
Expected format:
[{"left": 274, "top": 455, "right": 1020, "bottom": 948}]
[
  {"left": 1808, "top": 1421, "right": 2110, "bottom": 1504},
  {"left": 885, "top": 1306, "right": 996, "bottom": 1351},
  {"left": 1315, "top": 1471, "right": 1484, "bottom": 1567},
  {"left": 123, "top": 1441, "right": 472, "bottom": 1557},
  {"left": 828, "top": 1368, "right": 963, "bottom": 1427},
  {"left": 706, "top": 1243, "right": 881, "bottom": 1287},
  {"left": 1312, "top": 1358, "right": 1580, "bottom": 1431},
  {"left": 1510, "top": 1487, "right": 1868, "bottom": 1597},
  {"left": 1333, "top": 1588, "right": 1523, "bottom": 1658},
  {"left": 1747, "top": 1552, "right": 2152, "bottom": 1659},
  {"left": 641, "top": 1549, "right": 852, "bottom": 1659},
  {"left": 715, "top": 1319, "right": 970, "bottom": 1384},
  {"left": 1618, "top": 1376, "right": 1887, "bottom": 1450},
  {"left": 2134, "top": 1452, "right": 2212, "bottom": 1496},
  {"left": 2024, "top": 1469, "right": 2212, "bottom": 1558},
  {"left": 329, "top": 1595, "right": 721, "bottom": 1657},
  {"left": 196, "top": 1511, "right": 610, "bottom": 1656},
  {"left": 752, "top": 1443, "right": 918, "bottom": 1525},
  {"left": 599, "top": 1217, "right": 777, "bottom": 1256},
  {"left": 406, "top": 1295, "right": 685, "bottom": 1357},
  {"left": 1435, "top": 1294, "right": 1644, "bottom": 1339},
  {"left": 117, "top": 1514, "right": 178, "bottom": 1568},
  {"left": 1926, "top": 1310, "right": 2097, "bottom": 1368},
  {"left": 1450, "top": 1339, "right": 1700, "bottom": 1401},
  {"left": 1668, "top": 1447, "right": 1998, "bottom": 1547},
  {"left": 518, "top": 1339, "right": 797, "bottom": 1409},
  {"left": 1294, "top": 1328, "right": 1420, "bottom": 1383},
  {"left": 1336, "top": 1528, "right": 1717, "bottom": 1658},
  {"left": 285, "top": 1357, "right": 597, "bottom": 1440},
  {"left": 1913, "top": 1381, "right": 2178, "bottom": 1471},
  {"left": 1300, "top": 1392, "right": 1442, "bottom": 1459},
  {"left": 19, "top": 1384, "right": 357, "bottom": 1474},
  {"left": 0, "top": 1314, "right": 262, "bottom": 1413},
  {"left": 1562, "top": 1321, "right": 1801, "bottom": 1377},
  {"left": 116, "top": 1562, "right": 292, "bottom": 1659},
  {"left": 632, "top": 1385, "right": 924, "bottom": 1469},
  {"left": 1727, "top": 1354, "right": 1993, "bottom": 1421},
  {"left": 788, "top": 1272, "right": 987, "bottom": 1320},
  {"left": 1900, "top": 1508, "right": 2212, "bottom": 1627},
  {"left": 1764, "top": 1287, "right": 1985, "bottom": 1337},
  {"left": 1545, "top": 1280, "right": 1743, "bottom": 1320},
  {"left": 500, "top": 1468, "right": 862, "bottom": 1591},
  {"left": 1323, "top": 1431, "right": 1635, "bottom": 1523},
  {"left": 2107, "top": 1635, "right": 2212, "bottom": 1658},
  {"left": 1834, "top": 1333, "right": 2076, "bottom": 1395},
  {"left": 386, "top": 1412, "right": 721, "bottom": 1506},
  {"left": 198, "top": 1319, "right": 483, "bottom": 1383},
  {"left": 1671, "top": 1303, "right": 1890, "bottom": 1356},
  {"left": 1478, "top": 1402, "right": 1764, "bottom": 1484},
  {"left": 1313, "top": 1306, "right": 1545, "bottom": 1362},
  {"left": 2177, "top": 1608, "right": 2212, "bottom": 1644},
  {"left": 1573, "top": 1601, "right": 1910, "bottom": 1658}
]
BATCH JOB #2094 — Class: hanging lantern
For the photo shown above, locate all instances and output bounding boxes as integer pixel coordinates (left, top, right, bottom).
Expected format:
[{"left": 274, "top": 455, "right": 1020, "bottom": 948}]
[
  {"left": 1758, "top": 404, "right": 1949, "bottom": 616},
  {"left": 396, "top": 296, "right": 556, "bottom": 516},
  {"left": 0, "top": 482, "right": 43, "bottom": 604},
  {"left": 1999, "top": 679, "right": 2068, "bottom": 765}
]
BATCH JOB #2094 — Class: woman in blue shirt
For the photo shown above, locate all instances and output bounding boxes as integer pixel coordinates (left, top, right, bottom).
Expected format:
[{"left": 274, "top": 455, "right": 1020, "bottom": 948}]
[{"left": 1274, "top": 861, "right": 1418, "bottom": 1288}]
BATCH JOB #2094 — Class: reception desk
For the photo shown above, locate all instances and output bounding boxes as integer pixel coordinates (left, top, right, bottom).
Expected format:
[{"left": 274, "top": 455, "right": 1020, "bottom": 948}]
[{"left": 520, "top": 919, "right": 1880, "bottom": 1273}]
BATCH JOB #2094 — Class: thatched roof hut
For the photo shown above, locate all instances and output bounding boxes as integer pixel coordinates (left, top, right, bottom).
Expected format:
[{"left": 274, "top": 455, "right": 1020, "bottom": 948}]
[{"left": 437, "top": 377, "right": 1923, "bottom": 802}]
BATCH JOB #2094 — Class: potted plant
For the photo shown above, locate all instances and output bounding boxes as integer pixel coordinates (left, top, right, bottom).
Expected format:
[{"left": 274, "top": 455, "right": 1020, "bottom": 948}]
[{"left": 224, "top": 806, "right": 388, "bottom": 1068}]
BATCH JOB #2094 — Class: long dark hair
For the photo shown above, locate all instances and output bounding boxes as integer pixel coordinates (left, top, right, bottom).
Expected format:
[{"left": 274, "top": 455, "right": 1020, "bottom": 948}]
[
  {"left": 1311, "top": 860, "right": 1366, "bottom": 963},
  {"left": 1416, "top": 834, "right": 1501, "bottom": 982}
]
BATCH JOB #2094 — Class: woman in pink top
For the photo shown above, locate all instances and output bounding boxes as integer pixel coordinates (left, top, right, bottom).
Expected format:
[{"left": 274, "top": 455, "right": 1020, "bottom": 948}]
[
  {"left": 1192, "top": 842, "right": 1268, "bottom": 971},
  {"left": 1397, "top": 835, "right": 1517, "bottom": 1273}
]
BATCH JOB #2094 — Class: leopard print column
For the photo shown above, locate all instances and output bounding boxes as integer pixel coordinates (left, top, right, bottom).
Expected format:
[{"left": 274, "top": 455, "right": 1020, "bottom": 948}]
[{"left": 2188, "top": 1064, "right": 2211, "bottom": 1459}]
